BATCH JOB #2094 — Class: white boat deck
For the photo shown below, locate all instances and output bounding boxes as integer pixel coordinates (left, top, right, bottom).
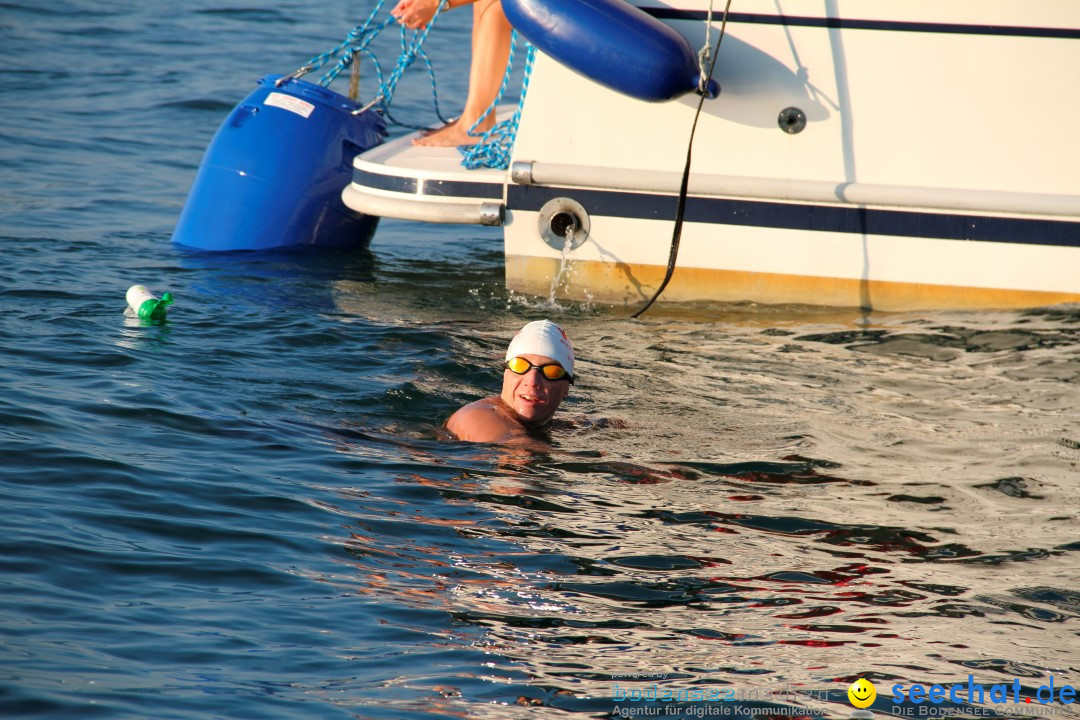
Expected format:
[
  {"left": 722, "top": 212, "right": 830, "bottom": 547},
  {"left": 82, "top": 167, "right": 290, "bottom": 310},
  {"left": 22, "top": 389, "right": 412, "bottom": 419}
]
[{"left": 355, "top": 133, "right": 503, "bottom": 184}]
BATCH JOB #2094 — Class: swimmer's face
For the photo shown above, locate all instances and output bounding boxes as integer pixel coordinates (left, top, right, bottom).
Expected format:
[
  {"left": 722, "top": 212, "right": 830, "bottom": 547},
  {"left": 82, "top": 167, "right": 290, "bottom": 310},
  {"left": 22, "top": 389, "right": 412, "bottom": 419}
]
[{"left": 500, "top": 353, "right": 570, "bottom": 426}]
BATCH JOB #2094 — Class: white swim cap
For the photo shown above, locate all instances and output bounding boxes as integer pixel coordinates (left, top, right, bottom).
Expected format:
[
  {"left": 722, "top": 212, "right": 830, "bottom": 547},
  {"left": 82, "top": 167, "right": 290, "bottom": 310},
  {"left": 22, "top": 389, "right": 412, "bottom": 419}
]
[{"left": 505, "top": 320, "right": 575, "bottom": 376}]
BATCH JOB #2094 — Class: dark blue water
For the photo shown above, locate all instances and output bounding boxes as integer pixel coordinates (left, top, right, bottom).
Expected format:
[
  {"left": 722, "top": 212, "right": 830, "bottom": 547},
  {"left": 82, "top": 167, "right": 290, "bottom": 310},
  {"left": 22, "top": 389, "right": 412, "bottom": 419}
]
[{"left": 2, "top": 2, "right": 1078, "bottom": 718}]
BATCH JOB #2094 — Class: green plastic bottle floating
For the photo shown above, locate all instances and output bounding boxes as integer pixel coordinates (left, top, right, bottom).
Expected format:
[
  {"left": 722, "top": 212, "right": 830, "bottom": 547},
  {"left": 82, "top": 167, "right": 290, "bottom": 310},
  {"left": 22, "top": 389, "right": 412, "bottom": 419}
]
[{"left": 126, "top": 284, "right": 173, "bottom": 322}]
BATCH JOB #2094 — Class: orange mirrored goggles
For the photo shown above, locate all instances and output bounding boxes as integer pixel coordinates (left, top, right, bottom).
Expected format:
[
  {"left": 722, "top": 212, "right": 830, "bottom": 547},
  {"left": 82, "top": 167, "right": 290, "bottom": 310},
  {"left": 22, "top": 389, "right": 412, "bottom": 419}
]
[{"left": 504, "top": 356, "right": 573, "bottom": 383}]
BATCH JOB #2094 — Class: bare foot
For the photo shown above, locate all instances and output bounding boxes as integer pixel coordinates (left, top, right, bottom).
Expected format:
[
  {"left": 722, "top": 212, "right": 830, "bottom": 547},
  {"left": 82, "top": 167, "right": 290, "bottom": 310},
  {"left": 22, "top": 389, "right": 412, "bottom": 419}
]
[
  {"left": 419, "top": 118, "right": 458, "bottom": 137},
  {"left": 413, "top": 118, "right": 493, "bottom": 147}
]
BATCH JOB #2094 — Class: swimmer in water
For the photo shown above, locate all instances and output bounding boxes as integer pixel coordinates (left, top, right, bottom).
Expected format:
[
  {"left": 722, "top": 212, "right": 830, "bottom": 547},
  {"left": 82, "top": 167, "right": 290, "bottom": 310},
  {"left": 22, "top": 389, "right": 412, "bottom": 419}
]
[{"left": 445, "top": 320, "right": 574, "bottom": 444}]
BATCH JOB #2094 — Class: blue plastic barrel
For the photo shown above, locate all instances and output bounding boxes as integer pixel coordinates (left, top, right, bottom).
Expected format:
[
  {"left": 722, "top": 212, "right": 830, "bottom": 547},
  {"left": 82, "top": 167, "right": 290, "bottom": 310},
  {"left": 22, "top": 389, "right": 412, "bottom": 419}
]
[
  {"left": 172, "top": 75, "right": 386, "bottom": 251},
  {"left": 502, "top": 0, "right": 717, "bottom": 102}
]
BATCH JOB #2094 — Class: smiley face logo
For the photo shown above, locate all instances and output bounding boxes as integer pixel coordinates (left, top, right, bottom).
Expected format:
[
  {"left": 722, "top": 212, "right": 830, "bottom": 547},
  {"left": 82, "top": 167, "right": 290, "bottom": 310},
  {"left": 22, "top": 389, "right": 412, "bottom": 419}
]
[{"left": 848, "top": 678, "right": 876, "bottom": 708}]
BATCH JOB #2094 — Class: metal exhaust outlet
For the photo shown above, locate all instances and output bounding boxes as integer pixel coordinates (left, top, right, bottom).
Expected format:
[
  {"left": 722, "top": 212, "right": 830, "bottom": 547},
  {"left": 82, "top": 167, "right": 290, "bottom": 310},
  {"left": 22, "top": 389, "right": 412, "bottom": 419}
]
[{"left": 538, "top": 197, "right": 590, "bottom": 251}]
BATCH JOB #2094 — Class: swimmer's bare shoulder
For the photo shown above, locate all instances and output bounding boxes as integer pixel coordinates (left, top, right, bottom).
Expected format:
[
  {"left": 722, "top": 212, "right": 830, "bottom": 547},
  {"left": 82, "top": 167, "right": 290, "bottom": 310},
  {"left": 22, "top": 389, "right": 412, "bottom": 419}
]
[{"left": 445, "top": 397, "right": 528, "bottom": 443}]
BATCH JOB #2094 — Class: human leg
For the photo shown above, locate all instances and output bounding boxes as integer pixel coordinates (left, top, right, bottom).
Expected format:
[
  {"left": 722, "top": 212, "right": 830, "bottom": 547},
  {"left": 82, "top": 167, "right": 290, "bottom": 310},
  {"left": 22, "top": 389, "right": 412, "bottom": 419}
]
[{"left": 415, "top": 0, "right": 512, "bottom": 146}]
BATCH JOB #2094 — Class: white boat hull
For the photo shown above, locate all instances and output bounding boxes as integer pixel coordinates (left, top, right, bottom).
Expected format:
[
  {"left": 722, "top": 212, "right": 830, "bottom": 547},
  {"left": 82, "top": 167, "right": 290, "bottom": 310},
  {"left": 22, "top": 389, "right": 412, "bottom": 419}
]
[{"left": 345, "top": 1, "right": 1080, "bottom": 310}]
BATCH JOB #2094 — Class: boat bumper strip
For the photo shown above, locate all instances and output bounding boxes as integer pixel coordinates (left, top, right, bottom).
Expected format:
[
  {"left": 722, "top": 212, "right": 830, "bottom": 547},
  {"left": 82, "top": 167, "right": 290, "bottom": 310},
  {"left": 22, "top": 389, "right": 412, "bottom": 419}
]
[
  {"left": 342, "top": 183, "right": 503, "bottom": 225},
  {"left": 511, "top": 161, "right": 1080, "bottom": 219}
]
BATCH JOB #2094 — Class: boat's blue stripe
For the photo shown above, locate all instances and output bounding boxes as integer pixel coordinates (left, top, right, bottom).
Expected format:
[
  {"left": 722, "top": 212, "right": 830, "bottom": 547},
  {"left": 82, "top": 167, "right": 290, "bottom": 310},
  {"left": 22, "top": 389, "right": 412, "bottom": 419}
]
[
  {"left": 352, "top": 168, "right": 503, "bottom": 200},
  {"left": 643, "top": 9, "right": 1080, "bottom": 40},
  {"left": 507, "top": 185, "right": 1080, "bottom": 248}
]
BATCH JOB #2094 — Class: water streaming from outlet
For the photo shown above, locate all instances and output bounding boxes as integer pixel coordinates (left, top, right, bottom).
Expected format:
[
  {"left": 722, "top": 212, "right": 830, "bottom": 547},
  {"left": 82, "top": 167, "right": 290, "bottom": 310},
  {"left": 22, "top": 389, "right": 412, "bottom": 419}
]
[{"left": 547, "top": 223, "right": 577, "bottom": 305}]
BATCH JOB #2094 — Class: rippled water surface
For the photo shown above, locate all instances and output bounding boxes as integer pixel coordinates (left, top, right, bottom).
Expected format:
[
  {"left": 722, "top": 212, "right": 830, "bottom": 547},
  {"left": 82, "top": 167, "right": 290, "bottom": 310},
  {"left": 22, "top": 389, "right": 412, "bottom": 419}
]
[{"left": 2, "top": 2, "right": 1078, "bottom": 718}]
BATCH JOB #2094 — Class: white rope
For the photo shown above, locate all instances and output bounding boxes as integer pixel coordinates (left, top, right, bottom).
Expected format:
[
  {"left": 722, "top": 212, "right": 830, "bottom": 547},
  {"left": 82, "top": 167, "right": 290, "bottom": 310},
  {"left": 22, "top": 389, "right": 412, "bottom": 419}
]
[{"left": 698, "top": 0, "right": 716, "bottom": 93}]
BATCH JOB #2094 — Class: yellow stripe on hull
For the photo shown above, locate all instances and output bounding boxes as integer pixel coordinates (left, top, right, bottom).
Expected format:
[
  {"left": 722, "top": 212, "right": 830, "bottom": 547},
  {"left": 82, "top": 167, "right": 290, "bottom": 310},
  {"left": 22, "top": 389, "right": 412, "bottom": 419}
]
[{"left": 506, "top": 255, "right": 1080, "bottom": 312}]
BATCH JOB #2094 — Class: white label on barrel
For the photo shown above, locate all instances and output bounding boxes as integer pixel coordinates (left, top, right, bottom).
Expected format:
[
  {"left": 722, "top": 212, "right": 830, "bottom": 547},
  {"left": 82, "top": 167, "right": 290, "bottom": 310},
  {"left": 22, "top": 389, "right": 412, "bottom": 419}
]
[{"left": 265, "top": 92, "right": 315, "bottom": 118}]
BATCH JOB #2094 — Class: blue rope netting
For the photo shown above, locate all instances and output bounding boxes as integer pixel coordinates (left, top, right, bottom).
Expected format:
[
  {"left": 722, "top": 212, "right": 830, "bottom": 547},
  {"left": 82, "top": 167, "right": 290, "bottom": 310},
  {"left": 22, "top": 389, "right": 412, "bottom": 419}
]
[
  {"left": 459, "top": 32, "right": 535, "bottom": 171},
  {"left": 287, "top": 1, "right": 533, "bottom": 169}
]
